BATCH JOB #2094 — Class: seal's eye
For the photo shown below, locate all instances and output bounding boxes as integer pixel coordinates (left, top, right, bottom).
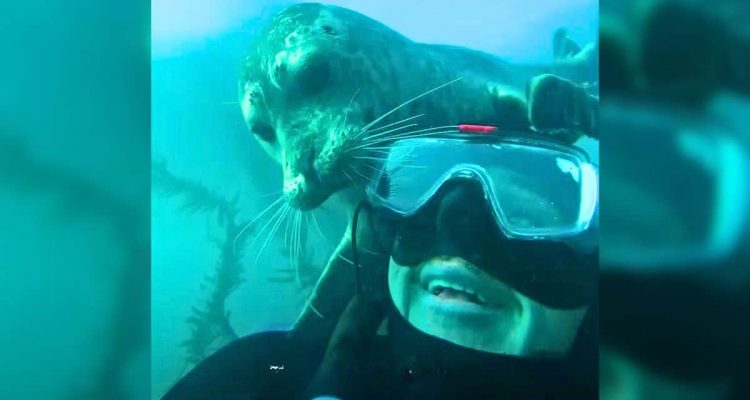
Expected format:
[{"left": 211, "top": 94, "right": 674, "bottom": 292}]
[
  {"left": 251, "top": 123, "right": 276, "bottom": 143},
  {"left": 295, "top": 57, "right": 330, "bottom": 95},
  {"left": 321, "top": 25, "right": 336, "bottom": 36}
]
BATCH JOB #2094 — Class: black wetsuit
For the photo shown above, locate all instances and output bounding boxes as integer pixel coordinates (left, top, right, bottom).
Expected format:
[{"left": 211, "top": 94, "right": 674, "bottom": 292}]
[
  {"left": 164, "top": 175, "right": 599, "bottom": 399},
  {"left": 163, "top": 306, "right": 597, "bottom": 400}
]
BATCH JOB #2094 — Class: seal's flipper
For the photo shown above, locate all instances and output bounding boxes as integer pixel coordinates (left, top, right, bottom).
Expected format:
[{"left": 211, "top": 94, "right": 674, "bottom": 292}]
[
  {"left": 553, "top": 28, "right": 582, "bottom": 61},
  {"left": 527, "top": 74, "right": 598, "bottom": 142},
  {"left": 291, "top": 206, "right": 389, "bottom": 344},
  {"left": 551, "top": 28, "right": 599, "bottom": 87},
  {"left": 486, "top": 84, "right": 530, "bottom": 131}
]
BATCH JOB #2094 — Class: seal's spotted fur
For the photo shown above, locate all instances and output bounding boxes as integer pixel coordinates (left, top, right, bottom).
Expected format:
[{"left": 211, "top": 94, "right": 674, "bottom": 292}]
[{"left": 241, "top": 3, "right": 532, "bottom": 210}]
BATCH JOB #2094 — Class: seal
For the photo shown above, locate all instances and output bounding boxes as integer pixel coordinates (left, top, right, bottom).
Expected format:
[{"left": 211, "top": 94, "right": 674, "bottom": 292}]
[
  {"left": 239, "top": 3, "right": 597, "bottom": 340},
  {"left": 239, "top": 3, "right": 547, "bottom": 211}
]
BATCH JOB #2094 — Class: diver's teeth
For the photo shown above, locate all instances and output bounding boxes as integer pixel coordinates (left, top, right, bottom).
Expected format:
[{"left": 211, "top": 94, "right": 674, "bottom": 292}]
[
  {"left": 429, "top": 280, "right": 448, "bottom": 292},
  {"left": 427, "top": 280, "right": 487, "bottom": 303}
]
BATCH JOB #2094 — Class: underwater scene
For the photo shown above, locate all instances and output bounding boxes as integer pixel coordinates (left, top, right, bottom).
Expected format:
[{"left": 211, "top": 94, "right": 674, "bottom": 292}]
[
  {"left": 152, "top": 1, "right": 598, "bottom": 398},
  {"left": 4, "top": 0, "right": 750, "bottom": 399}
]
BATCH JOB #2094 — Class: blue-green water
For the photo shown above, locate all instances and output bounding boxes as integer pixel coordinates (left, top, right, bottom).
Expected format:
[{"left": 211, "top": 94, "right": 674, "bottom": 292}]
[{"left": 151, "top": 1, "right": 597, "bottom": 398}]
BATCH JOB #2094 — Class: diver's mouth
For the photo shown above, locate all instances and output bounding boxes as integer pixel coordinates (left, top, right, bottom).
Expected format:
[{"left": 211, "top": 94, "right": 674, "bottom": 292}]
[
  {"left": 427, "top": 281, "right": 487, "bottom": 305},
  {"left": 417, "top": 256, "right": 520, "bottom": 311}
]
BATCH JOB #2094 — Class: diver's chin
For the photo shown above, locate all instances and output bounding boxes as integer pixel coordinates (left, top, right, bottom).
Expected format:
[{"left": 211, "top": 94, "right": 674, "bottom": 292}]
[{"left": 388, "top": 256, "right": 588, "bottom": 357}]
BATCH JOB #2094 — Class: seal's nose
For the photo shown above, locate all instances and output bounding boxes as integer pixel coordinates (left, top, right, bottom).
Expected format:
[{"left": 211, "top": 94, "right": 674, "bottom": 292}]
[{"left": 284, "top": 173, "right": 308, "bottom": 207}]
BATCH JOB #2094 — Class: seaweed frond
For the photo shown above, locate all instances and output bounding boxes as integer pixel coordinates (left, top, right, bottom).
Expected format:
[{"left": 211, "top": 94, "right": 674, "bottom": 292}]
[{"left": 152, "top": 158, "right": 249, "bottom": 366}]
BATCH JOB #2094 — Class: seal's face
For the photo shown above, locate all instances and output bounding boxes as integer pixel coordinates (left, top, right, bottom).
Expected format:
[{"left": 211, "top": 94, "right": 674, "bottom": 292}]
[{"left": 241, "top": 4, "right": 401, "bottom": 210}]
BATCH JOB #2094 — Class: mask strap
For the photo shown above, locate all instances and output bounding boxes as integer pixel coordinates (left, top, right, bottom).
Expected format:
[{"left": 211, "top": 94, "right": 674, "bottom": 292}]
[{"left": 351, "top": 201, "right": 369, "bottom": 295}]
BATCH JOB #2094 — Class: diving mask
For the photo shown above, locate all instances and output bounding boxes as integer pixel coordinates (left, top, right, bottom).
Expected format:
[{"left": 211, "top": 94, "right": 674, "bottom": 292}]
[{"left": 365, "top": 135, "right": 599, "bottom": 241}]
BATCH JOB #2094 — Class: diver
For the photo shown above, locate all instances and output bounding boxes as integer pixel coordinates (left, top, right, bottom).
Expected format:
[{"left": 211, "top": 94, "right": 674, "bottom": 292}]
[{"left": 163, "top": 122, "right": 599, "bottom": 399}]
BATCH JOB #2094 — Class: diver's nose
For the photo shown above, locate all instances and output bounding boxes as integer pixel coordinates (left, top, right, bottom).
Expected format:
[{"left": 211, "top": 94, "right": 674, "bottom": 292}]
[{"left": 434, "top": 179, "right": 498, "bottom": 259}]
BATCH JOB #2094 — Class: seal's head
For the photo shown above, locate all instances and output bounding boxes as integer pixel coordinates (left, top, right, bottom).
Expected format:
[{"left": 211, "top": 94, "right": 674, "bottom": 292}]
[{"left": 240, "top": 3, "right": 412, "bottom": 210}]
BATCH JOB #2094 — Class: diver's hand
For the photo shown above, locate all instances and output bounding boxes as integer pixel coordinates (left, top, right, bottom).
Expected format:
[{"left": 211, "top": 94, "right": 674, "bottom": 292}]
[{"left": 304, "top": 293, "right": 387, "bottom": 400}]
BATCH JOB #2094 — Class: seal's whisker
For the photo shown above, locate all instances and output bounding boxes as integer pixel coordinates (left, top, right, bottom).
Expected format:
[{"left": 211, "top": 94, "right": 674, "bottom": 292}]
[
  {"left": 310, "top": 210, "right": 329, "bottom": 245},
  {"left": 352, "top": 155, "right": 390, "bottom": 162},
  {"left": 303, "top": 212, "right": 314, "bottom": 253},
  {"left": 392, "top": 164, "right": 428, "bottom": 170},
  {"left": 348, "top": 129, "right": 458, "bottom": 151},
  {"left": 349, "top": 125, "right": 457, "bottom": 151},
  {"left": 252, "top": 202, "right": 289, "bottom": 254},
  {"left": 284, "top": 205, "right": 294, "bottom": 251},
  {"left": 294, "top": 210, "right": 303, "bottom": 287},
  {"left": 337, "top": 254, "right": 354, "bottom": 265},
  {"left": 295, "top": 210, "right": 301, "bottom": 283},
  {"left": 246, "top": 201, "right": 288, "bottom": 261},
  {"left": 364, "top": 113, "right": 424, "bottom": 135},
  {"left": 364, "top": 148, "right": 390, "bottom": 154},
  {"left": 371, "top": 131, "right": 456, "bottom": 144},
  {"left": 258, "top": 189, "right": 283, "bottom": 198},
  {"left": 253, "top": 203, "right": 289, "bottom": 248},
  {"left": 349, "top": 165, "right": 373, "bottom": 181},
  {"left": 308, "top": 302, "right": 325, "bottom": 319},
  {"left": 364, "top": 127, "right": 459, "bottom": 144},
  {"left": 342, "top": 168, "right": 357, "bottom": 187},
  {"left": 360, "top": 246, "right": 387, "bottom": 256},
  {"left": 290, "top": 210, "right": 298, "bottom": 285},
  {"left": 358, "top": 114, "right": 424, "bottom": 137},
  {"left": 355, "top": 76, "right": 463, "bottom": 137},
  {"left": 254, "top": 203, "right": 292, "bottom": 266},
  {"left": 358, "top": 161, "right": 383, "bottom": 173},
  {"left": 233, "top": 195, "right": 285, "bottom": 254},
  {"left": 362, "top": 123, "right": 419, "bottom": 142},
  {"left": 355, "top": 155, "right": 425, "bottom": 170},
  {"left": 357, "top": 146, "right": 399, "bottom": 151},
  {"left": 374, "top": 124, "right": 458, "bottom": 140},
  {"left": 340, "top": 88, "right": 360, "bottom": 133},
  {"left": 357, "top": 155, "right": 426, "bottom": 171}
]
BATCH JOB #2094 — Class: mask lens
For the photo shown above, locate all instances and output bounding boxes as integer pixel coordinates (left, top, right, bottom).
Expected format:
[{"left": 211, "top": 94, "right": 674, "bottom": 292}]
[
  {"left": 486, "top": 145, "right": 592, "bottom": 236},
  {"left": 369, "top": 138, "right": 597, "bottom": 238},
  {"left": 372, "top": 139, "right": 457, "bottom": 214}
]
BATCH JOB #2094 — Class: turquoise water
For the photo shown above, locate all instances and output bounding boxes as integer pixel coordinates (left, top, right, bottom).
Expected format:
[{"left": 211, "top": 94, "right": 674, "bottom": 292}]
[{"left": 151, "top": 1, "right": 598, "bottom": 398}]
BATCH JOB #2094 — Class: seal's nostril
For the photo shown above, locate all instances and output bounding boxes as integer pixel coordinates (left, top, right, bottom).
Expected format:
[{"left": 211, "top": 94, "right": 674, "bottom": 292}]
[{"left": 284, "top": 174, "right": 306, "bottom": 197}]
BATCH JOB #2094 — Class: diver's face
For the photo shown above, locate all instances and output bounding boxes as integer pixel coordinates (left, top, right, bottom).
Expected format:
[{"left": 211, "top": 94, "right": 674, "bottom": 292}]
[{"left": 386, "top": 179, "right": 592, "bottom": 357}]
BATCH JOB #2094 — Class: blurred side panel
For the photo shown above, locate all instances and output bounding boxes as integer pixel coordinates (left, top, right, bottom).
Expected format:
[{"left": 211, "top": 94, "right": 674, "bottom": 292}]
[
  {"left": 0, "top": 0, "right": 150, "bottom": 399},
  {"left": 600, "top": 1, "right": 750, "bottom": 399}
]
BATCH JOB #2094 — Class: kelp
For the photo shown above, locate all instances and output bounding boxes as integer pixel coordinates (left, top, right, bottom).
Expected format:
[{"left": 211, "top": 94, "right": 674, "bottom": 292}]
[{"left": 151, "top": 159, "right": 245, "bottom": 365}]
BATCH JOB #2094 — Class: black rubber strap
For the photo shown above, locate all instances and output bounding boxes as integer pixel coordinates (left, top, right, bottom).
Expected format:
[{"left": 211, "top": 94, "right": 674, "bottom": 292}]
[{"left": 351, "top": 202, "right": 366, "bottom": 295}]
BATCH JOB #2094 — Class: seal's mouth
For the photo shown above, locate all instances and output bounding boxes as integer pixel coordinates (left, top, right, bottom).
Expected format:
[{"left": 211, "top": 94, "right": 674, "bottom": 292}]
[
  {"left": 285, "top": 183, "right": 326, "bottom": 211},
  {"left": 284, "top": 167, "right": 341, "bottom": 211}
]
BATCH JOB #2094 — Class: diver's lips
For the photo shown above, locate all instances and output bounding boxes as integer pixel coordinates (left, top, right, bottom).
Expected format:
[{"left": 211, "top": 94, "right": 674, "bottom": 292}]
[
  {"left": 418, "top": 258, "right": 520, "bottom": 311},
  {"left": 429, "top": 284, "right": 487, "bottom": 305}
]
